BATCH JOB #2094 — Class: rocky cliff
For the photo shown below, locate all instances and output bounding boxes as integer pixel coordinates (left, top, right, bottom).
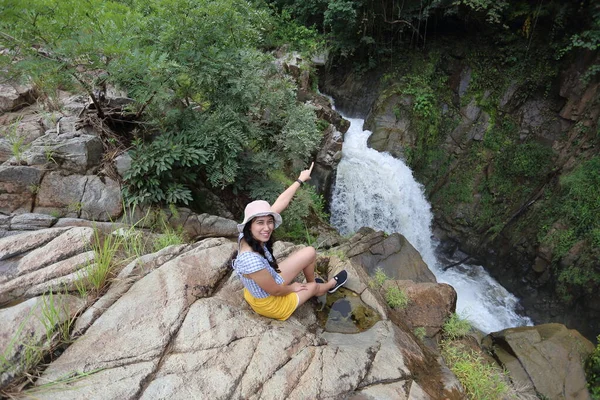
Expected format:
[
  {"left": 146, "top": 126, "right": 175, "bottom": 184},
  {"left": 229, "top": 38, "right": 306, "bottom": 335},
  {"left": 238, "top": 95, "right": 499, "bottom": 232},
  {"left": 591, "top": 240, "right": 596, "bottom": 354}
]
[{"left": 323, "top": 46, "right": 599, "bottom": 342}]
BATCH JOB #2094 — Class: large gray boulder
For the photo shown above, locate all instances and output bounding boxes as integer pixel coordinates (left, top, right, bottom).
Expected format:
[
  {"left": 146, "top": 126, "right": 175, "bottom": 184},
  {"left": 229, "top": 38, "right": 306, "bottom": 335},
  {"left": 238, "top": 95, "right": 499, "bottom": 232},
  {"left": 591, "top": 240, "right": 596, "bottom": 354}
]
[
  {"left": 385, "top": 280, "right": 457, "bottom": 338},
  {"left": 483, "top": 323, "right": 595, "bottom": 400},
  {"left": 80, "top": 176, "right": 123, "bottom": 221},
  {"left": 364, "top": 93, "right": 414, "bottom": 159},
  {"left": 0, "top": 227, "right": 67, "bottom": 262},
  {"left": 336, "top": 228, "right": 436, "bottom": 283},
  {"left": 9, "top": 213, "right": 57, "bottom": 231},
  {"left": 39, "top": 239, "right": 237, "bottom": 381},
  {"left": 0, "top": 111, "right": 46, "bottom": 163},
  {"left": 0, "top": 83, "right": 35, "bottom": 113},
  {"left": 181, "top": 213, "right": 238, "bottom": 239},
  {"left": 19, "top": 131, "right": 103, "bottom": 173},
  {"left": 0, "top": 227, "right": 94, "bottom": 303},
  {"left": 34, "top": 172, "right": 122, "bottom": 221},
  {"left": 0, "top": 165, "right": 43, "bottom": 214}
]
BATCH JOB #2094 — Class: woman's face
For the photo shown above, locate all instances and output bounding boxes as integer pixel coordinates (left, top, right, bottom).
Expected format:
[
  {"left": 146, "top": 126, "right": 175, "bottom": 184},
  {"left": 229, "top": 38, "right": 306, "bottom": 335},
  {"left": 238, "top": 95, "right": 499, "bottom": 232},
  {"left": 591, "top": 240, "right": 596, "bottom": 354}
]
[{"left": 251, "top": 216, "right": 275, "bottom": 243}]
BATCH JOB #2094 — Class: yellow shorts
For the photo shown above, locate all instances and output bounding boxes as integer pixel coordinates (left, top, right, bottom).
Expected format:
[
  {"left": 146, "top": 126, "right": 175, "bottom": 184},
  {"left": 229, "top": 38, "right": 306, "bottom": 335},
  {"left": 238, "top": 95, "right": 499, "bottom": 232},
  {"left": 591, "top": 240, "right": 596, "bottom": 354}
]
[{"left": 243, "top": 288, "right": 299, "bottom": 321}]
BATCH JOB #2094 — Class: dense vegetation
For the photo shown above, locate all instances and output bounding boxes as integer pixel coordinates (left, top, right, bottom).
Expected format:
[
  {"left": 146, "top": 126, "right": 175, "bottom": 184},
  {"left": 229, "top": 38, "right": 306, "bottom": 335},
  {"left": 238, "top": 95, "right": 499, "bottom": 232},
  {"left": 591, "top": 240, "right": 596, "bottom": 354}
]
[
  {"left": 0, "top": 0, "right": 331, "bottom": 239},
  {"left": 268, "top": 0, "right": 599, "bottom": 69}
]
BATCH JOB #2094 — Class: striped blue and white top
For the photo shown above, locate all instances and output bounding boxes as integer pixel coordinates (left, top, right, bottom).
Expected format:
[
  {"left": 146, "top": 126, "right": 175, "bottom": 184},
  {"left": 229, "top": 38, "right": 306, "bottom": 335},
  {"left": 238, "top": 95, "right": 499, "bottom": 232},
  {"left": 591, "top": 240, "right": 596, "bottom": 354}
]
[{"left": 233, "top": 235, "right": 284, "bottom": 298}]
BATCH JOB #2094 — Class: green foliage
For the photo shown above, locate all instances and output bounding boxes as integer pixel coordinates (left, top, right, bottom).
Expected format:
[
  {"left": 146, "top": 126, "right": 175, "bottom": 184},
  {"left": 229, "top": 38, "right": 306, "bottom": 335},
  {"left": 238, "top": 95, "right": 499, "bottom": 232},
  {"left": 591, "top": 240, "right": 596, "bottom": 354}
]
[
  {"left": 323, "top": 248, "right": 347, "bottom": 262},
  {"left": 279, "top": 104, "right": 321, "bottom": 161},
  {"left": 443, "top": 313, "right": 473, "bottom": 340},
  {"left": 441, "top": 341, "right": 510, "bottom": 399},
  {"left": 483, "top": 117, "right": 517, "bottom": 152},
  {"left": 534, "top": 157, "right": 600, "bottom": 300},
  {"left": 451, "top": 0, "right": 509, "bottom": 24},
  {"left": 265, "top": 9, "right": 325, "bottom": 55},
  {"left": 385, "top": 286, "right": 409, "bottom": 309},
  {"left": 152, "top": 212, "right": 186, "bottom": 252},
  {"left": 559, "top": 2, "right": 600, "bottom": 85},
  {"left": 1, "top": 0, "right": 322, "bottom": 208},
  {"left": 279, "top": 180, "right": 328, "bottom": 242},
  {"left": 559, "top": 157, "right": 600, "bottom": 238},
  {"left": 76, "top": 228, "right": 122, "bottom": 295},
  {"left": 586, "top": 335, "right": 600, "bottom": 399},
  {"left": 0, "top": 0, "right": 134, "bottom": 103},
  {"left": 494, "top": 142, "right": 554, "bottom": 180},
  {"left": 268, "top": 0, "right": 594, "bottom": 70},
  {"left": 153, "top": 229, "right": 185, "bottom": 252}
]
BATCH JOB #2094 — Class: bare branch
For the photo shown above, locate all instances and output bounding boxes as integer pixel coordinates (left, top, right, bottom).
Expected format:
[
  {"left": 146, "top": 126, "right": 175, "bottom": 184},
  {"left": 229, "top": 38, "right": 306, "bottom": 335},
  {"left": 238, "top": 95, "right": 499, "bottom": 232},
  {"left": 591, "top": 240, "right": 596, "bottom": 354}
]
[{"left": 380, "top": 0, "right": 425, "bottom": 43}]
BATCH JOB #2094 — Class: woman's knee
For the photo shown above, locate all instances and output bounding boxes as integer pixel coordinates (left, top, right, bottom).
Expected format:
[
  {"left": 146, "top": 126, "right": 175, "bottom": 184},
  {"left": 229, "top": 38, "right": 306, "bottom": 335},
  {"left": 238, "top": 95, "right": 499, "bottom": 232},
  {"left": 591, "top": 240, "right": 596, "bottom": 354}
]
[
  {"left": 303, "top": 246, "right": 316, "bottom": 261},
  {"left": 305, "top": 282, "right": 319, "bottom": 296}
]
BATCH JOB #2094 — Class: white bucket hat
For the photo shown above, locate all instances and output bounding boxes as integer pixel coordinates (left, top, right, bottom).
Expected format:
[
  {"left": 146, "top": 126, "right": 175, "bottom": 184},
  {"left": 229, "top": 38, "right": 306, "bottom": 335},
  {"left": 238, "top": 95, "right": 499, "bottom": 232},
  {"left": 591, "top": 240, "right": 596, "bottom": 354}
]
[{"left": 237, "top": 200, "right": 282, "bottom": 233}]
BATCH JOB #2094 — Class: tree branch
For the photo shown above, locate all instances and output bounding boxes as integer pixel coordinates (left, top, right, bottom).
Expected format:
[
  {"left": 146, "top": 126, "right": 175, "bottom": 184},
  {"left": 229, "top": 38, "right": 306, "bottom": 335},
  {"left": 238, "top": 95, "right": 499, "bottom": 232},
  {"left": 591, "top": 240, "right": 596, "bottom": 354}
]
[
  {"left": 135, "top": 91, "right": 157, "bottom": 119},
  {"left": 71, "top": 73, "right": 105, "bottom": 119},
  {"left": 380, "top": 0, "right": 425, "bottom": 43}
]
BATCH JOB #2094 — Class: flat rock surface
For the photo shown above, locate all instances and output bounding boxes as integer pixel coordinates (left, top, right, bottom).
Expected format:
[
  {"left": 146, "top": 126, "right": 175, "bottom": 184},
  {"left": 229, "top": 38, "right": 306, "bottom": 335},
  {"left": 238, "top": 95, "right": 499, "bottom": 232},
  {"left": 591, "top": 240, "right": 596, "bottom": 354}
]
[{"left": 39, "top": 240, "right": 237, "bottom": 382}]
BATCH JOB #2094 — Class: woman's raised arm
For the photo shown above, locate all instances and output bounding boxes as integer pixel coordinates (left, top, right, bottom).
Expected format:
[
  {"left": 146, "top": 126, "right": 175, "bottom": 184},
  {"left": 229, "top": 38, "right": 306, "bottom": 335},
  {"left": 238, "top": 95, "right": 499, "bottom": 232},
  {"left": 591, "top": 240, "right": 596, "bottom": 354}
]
[{"left": 271, "top": 162, "right": 314, "bottom": 214}]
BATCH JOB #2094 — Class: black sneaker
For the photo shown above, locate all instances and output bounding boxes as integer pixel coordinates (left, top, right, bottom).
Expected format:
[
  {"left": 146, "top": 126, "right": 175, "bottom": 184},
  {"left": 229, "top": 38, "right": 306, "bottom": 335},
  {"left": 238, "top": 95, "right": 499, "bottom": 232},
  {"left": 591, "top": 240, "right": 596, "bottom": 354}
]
[
  {"left": 328, "top": 270, "right": 348, "bottom": 293},
  {"left": 315, "top": 277, "right": 325, "bottom": 284}
]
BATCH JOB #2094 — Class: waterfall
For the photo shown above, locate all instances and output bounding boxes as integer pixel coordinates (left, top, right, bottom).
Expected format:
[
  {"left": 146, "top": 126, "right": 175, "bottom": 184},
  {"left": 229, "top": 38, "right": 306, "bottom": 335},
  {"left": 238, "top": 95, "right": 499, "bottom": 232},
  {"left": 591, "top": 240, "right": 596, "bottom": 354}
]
[{"left": 330, "top": 116, "right": 532, "bottom": 333}]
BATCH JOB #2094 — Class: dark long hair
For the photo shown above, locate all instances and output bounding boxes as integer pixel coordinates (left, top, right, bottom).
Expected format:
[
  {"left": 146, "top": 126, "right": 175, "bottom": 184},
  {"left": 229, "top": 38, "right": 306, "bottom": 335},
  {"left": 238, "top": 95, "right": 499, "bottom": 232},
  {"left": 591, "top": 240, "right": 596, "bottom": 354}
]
[{"left": 242, "top": 218, "right": 280, "bottom": 273}]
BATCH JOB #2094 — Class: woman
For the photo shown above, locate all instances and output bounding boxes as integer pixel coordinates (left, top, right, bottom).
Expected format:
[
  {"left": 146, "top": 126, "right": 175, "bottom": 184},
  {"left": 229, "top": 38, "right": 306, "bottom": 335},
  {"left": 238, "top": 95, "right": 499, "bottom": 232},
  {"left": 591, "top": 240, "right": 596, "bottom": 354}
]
[{"left": 233, "top": 162, "right": 348, "bottom": 321}]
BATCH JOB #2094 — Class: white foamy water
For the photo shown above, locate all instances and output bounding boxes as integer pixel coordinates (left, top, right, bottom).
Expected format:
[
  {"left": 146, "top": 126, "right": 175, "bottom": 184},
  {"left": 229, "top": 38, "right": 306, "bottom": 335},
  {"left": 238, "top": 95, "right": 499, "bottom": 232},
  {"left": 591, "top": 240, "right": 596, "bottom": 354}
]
[{"left": 330, "top": 116, "right": 532, "bottom": 333}]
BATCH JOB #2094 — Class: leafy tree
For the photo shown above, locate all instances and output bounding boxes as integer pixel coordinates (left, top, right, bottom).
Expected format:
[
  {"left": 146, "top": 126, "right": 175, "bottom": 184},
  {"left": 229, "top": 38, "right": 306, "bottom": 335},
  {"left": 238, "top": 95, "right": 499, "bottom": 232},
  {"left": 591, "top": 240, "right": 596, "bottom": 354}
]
[
  {"left": 1, "top": 0, "right": 322, "bottom": 208},
  {"left": 0, "top": 0, "right": 135, "bottom": 114}
]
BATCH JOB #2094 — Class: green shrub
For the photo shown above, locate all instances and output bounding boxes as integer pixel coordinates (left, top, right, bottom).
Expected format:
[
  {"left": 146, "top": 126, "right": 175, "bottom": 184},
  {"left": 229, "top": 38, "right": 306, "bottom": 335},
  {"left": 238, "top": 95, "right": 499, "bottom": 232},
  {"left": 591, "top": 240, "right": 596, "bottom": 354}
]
[
  {"left": 1, "top": 0, "right": 322, "bottom": 208},
  {"left": 39, "top": 291, "right": 74, "bottom": 344},
  {"left": 559, "top": 157, "right": 600, "bottom": 237},
  {"left": 443, "top": 313, "right": 473, "bottom": 340},
  {"left": 586, "top": 335, "right": 600, "bottom": 399},
  {"left": 494, "top": 142, "right": 554, "bottom": 180},
  {"left": 385, "top": 286, "right": 409, "bottom": 309}
]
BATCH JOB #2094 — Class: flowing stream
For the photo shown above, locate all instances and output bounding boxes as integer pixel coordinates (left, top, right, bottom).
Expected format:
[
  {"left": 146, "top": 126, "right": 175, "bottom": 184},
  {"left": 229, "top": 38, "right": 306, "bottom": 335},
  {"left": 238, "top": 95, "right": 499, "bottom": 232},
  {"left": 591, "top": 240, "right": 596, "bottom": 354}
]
[{"left": 330, "top": 115, "right": 532, "bottom": 333}]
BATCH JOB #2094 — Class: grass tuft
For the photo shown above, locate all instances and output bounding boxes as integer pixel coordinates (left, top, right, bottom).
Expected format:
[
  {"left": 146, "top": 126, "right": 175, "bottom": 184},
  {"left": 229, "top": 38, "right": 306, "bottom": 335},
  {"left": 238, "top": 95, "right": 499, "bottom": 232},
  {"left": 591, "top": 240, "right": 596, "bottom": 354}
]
[
  {"left": 369, "top": 267, "right": 388, "bottom": 289},
  {"left": 441, "top": 341, "right": 510, "bottom": 400},
  {"left": 385, "top": 286, "right": 409, "bottom": 309},
  {"left": 443, "top": 313, "right": 473, "bottom": 340}
]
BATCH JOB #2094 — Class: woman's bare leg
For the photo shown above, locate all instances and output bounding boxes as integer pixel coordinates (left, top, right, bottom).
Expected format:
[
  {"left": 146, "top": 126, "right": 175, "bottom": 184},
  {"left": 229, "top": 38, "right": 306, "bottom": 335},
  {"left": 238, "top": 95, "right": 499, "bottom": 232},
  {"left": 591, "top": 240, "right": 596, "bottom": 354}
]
[
  {"left": 279, "top": 247, "right": 339, "bottom": 308},
  {"left": 279, "top": 246, "right": 317, "bottom": 284},
  {"left": 295, "top": 280, "right": 336, "bottom": 307}
]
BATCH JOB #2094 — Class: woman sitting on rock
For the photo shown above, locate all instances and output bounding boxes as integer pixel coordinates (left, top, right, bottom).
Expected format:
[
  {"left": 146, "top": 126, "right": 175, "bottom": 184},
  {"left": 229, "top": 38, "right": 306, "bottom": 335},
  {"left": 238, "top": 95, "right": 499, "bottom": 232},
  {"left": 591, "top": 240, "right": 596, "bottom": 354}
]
[{"left": 233, "top": 162, "right": 348, "bottom": 321}]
